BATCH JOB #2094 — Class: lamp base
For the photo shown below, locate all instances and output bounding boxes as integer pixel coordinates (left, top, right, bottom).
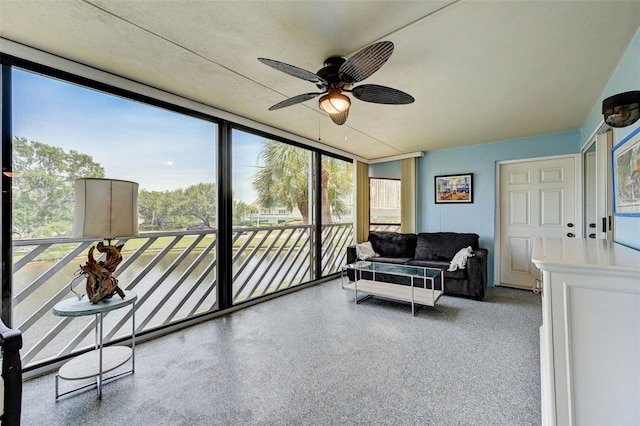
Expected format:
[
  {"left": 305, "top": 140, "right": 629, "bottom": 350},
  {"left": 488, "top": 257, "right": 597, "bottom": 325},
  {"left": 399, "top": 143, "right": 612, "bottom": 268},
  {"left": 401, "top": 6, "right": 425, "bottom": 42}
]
[{"left": 80, "top": 241, "right": 126, "bottom": 304}]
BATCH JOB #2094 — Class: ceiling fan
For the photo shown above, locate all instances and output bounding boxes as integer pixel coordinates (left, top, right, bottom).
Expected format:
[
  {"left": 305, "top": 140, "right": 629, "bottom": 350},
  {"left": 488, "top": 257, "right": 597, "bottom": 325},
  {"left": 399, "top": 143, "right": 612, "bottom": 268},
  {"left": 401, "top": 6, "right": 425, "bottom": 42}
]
[{"left": 258, "top": 41, "right": 415, "bottom": 125}]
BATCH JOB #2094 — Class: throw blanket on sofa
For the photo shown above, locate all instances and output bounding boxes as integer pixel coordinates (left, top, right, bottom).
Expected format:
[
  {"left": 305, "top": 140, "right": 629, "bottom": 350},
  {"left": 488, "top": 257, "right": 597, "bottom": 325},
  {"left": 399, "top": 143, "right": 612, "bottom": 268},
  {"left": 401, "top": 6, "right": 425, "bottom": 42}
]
[
  {"left": 356, "top": 241, "right": 378, "bottom": 260},
  {"left": 448, "top": 246, "right": 474, "bottom": 271}
]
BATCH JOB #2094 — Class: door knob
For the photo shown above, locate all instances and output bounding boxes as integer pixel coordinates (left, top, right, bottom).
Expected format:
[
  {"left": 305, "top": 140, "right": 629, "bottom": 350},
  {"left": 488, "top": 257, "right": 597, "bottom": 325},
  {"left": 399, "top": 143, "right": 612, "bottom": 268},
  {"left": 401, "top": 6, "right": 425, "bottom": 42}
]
[
  {"left": 567, "top": 223, "right": 574, "bottom": 228},
  {"left": 567, "top": 232, "right": 575, "bottom": 238}
]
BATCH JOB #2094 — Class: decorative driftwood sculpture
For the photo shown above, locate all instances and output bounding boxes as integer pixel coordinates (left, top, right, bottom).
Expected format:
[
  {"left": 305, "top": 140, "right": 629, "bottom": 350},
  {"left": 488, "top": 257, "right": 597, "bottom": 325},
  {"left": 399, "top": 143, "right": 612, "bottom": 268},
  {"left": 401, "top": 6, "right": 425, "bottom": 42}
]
[{"left": 80, "top": 241, "right": 126, "bottom": 304}]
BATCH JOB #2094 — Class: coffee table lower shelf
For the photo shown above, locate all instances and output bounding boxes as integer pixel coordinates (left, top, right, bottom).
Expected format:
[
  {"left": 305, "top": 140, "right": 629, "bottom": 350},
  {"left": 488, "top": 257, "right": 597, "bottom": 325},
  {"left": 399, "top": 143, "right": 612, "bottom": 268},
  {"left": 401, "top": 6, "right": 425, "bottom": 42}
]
[{"left": 343, "top": 279, "right": 443, "bottom": 314}]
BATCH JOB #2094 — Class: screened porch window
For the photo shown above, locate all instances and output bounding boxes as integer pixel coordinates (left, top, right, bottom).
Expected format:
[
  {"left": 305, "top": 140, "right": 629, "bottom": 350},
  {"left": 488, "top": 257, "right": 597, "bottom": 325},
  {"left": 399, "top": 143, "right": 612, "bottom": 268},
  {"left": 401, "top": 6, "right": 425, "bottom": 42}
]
[{"left": 369, "top": 178, "right": 400, "bottom": 232}]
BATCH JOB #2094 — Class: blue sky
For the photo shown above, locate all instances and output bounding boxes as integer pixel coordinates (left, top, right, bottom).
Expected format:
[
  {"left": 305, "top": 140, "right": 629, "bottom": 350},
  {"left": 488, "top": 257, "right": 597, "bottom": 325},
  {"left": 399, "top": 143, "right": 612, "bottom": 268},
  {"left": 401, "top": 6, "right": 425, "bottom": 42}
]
[{"left": 12, "top": 68, "right": 262, "bottom": 201}]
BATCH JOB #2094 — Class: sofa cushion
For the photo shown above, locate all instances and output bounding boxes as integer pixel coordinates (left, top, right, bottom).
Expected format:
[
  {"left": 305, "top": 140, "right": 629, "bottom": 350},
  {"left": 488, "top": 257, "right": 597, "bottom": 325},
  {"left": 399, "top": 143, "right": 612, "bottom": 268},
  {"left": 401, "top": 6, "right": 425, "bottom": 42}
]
[
  {"left": 414, "top": 232, "right": 479, "bottom": 261},
  {"left": 368, "top": 231, "right": 417, "bottom": 258},
  {"left": 406, "top": 259, "right": 469, "bottom": 280},
  {"left": 371, "top": 256, "right": 413, "bottom": 265}
]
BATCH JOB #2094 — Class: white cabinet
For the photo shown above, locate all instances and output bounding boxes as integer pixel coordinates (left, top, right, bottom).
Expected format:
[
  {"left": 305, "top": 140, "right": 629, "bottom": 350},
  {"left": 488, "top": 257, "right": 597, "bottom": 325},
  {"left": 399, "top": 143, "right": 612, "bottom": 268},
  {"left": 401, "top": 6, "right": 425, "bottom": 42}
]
[{"left": 532, "top": 238, "right": 640, "bottom": 426}]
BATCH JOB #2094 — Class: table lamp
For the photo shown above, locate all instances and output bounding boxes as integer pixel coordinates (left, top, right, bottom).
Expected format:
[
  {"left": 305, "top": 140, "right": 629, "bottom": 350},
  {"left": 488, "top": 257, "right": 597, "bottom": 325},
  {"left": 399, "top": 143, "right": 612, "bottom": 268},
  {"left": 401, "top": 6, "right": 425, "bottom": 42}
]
[{"left": 71, "top": 178, "right": 139, "bottom": 303}]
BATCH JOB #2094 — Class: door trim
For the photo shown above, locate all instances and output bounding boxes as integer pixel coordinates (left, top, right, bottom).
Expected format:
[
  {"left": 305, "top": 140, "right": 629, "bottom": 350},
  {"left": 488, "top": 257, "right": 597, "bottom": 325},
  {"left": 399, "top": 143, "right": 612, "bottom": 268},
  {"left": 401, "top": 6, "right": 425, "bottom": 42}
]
[
  {"left": 583, "top": 123, "right": 614, "bottom": 241},
  {"left": 494, "top": 154, "right": 580, "bottom": 288}
]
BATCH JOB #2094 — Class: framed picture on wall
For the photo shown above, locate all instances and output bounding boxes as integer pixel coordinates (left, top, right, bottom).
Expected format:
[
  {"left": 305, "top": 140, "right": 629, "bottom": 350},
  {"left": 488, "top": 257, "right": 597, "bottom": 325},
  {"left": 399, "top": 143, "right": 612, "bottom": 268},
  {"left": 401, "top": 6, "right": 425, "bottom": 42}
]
[
  {"left": 435, "top": 173, "right": 473, "bottom": 204},
  {"left": 612, "top": 127, "right": 640, "bottom": 216}
]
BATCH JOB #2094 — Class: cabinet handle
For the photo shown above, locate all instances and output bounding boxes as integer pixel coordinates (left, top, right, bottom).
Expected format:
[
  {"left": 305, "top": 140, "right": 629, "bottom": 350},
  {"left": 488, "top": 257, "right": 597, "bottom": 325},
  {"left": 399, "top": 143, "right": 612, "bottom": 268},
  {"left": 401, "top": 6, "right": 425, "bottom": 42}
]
[
  {"left": 567, "top": 223, "right": 574, "bottom": 228},
  {"left": 589, "top": 233, "right": 596, "bottom": 239},
  {"left": 567, "top": 232, "right": 575, "bottom": 238},
  {"left": 589, "top": 223, "right": 596, "bottom": 228}
]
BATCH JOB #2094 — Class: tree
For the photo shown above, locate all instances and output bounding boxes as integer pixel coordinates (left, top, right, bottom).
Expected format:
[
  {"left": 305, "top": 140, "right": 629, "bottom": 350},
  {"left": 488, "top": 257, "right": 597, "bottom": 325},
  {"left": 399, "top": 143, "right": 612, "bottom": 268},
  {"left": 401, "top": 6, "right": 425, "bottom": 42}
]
[
  {"left": 12, "top": 137, "right": 105, "bottom": 238},
  {"left": 252, "top": 140, "right": 352, "bottom": 224},
  {"left": 233, "top": 199, "right": 258, "bottom": 226},
  {"left": 180, "top": 183, "right": 216, "bottom": 227},
  {"left": 138, "top": 183, "right": 216, "bottom": 230},
  {"left": 322, "top": 157, "right": 353, "bottom": 222},
  {"left": 138, "top": 190, "right": 171, "bottom": 229}
]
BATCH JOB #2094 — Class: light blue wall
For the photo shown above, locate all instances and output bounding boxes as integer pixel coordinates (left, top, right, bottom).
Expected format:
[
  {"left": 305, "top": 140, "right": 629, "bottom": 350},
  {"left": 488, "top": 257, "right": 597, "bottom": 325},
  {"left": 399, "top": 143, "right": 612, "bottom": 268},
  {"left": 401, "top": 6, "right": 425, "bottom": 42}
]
[
  {"left": 417, "top": 130, "right": 581, "bottom": 286},
  {"left": 582, "top": 28, "right": 640, "bottom": 250},
  {"left": 372, "top": 29, "right": 639, "bottom": 283},
  {"left": 369, "top": 160, "right": 401, "bottom": 179}
]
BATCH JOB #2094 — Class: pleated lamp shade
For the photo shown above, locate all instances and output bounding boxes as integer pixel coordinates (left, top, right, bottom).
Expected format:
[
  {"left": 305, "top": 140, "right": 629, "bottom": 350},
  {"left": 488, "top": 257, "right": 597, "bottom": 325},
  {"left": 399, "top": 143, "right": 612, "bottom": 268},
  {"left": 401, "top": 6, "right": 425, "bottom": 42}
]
[{"left": 72, "top": 178, "right": 139, "bottom": 239}]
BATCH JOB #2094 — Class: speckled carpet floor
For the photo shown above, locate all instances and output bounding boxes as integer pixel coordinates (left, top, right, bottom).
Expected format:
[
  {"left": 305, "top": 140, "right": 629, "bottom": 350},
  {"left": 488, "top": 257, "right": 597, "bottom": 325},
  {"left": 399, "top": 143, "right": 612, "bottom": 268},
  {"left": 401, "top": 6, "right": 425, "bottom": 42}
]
[{"left": 21, "top": 281, "right": 542, "bottom": 425}]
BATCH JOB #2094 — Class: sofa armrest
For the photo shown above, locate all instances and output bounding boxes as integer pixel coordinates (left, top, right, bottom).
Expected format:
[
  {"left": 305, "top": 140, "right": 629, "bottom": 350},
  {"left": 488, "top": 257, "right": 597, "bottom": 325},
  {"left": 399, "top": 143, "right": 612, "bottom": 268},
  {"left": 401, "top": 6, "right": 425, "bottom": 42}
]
[
  {"left": 0, "top": 319, "right": 22, "bottom": 426},
  {"left": 346, "top": 246, "right": 357, "bottom": 280},
  {"left": 346, "top": 245, "right": 357, "bottom": 263},
  {"left": 466, "top": 248, "right": 488, "bottom": 299}
]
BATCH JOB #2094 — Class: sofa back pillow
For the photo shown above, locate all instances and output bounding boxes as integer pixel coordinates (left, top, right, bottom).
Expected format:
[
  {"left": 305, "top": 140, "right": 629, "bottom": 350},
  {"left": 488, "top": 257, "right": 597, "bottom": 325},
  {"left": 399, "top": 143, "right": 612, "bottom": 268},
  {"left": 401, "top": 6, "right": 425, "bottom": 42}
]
[
  {"left": 415, "top": 232, "right": 479, "bottom": 261},
  {"left": 368, "top": 231, "right": 417, "bottom": 258}
]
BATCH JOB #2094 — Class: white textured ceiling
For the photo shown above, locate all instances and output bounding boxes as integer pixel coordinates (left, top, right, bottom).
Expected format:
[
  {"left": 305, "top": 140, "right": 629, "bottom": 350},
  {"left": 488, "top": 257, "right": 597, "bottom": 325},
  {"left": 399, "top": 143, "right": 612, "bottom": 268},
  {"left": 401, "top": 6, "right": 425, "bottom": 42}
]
[{"left": 1, "top": 0, "right": 639, "bottom": 160}]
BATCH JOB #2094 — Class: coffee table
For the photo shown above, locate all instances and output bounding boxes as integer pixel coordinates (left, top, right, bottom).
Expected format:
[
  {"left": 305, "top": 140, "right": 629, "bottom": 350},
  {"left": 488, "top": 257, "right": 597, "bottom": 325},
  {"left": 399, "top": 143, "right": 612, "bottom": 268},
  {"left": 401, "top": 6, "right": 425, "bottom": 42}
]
[{"left": 342, "top": 261, "right": 444, "bottom": 315}]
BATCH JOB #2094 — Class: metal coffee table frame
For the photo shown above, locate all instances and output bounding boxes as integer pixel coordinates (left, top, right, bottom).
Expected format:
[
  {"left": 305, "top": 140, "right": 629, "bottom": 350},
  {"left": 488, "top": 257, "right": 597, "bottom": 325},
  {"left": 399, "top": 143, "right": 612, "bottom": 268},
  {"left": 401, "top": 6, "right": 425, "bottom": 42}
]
[{"left": 342, "top": 261, "right": 444, "bottom": 315}]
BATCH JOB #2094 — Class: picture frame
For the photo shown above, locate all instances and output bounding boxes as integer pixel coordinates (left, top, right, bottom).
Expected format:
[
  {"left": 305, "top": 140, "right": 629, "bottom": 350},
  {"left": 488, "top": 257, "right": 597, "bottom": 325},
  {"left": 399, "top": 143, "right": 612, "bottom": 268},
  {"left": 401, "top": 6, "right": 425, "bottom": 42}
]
[
  {"left": 612, "top": 127, "right": 640, "bottom": 217},
  {"left": 435, "top": 173, "right": 473, "bottom": 204}
]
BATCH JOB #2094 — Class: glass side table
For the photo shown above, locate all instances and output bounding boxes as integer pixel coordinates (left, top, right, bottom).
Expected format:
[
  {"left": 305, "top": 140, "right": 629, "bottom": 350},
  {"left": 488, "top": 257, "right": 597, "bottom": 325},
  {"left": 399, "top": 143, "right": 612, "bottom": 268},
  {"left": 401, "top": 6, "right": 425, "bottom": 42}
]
[{"left": 53, "top": 290, "right": 137, "bottom": 400}]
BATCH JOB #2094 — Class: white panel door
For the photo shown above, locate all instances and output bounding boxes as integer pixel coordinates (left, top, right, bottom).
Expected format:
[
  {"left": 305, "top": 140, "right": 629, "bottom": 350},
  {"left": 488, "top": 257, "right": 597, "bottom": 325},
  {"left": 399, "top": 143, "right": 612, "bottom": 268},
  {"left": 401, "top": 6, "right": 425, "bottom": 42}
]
[{"left": 500, "top": 157, "right": 576, "bottom": 288}]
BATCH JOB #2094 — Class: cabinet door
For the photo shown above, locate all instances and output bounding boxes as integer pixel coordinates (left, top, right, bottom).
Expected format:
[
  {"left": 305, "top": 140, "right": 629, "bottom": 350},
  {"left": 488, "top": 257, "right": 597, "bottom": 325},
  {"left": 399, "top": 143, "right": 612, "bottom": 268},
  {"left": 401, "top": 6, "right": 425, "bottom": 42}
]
[
  {"left": 540, "top": 270, "right": 557, "bottom": 426},
  {"left": 550, "top": 271, "right": 640, "bottom": 425}
]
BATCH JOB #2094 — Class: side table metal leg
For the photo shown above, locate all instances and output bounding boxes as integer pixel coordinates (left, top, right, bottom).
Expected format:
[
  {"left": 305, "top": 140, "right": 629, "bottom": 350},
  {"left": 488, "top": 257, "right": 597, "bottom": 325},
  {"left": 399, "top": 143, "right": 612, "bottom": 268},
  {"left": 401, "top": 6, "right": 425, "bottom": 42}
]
[
  {"left": 97, "top": 312, "right": 103, "bottom": 400},
  {"left": 131, "top": 301, "right": 136, "bottom": 374}
]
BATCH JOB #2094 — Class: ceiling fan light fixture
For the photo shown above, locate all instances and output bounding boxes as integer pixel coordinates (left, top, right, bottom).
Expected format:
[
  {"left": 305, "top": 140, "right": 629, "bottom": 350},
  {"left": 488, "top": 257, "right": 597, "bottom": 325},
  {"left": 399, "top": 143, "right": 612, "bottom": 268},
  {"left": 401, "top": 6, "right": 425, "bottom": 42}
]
[
  {"left": 319, "top": 89, "right": 351, "bottom": 114},
  {"left": 602, "top": 91, "right": 640, "bottom": 128},
  {"left": 259, "top": 41, "right": 413, "bottom": 126}
]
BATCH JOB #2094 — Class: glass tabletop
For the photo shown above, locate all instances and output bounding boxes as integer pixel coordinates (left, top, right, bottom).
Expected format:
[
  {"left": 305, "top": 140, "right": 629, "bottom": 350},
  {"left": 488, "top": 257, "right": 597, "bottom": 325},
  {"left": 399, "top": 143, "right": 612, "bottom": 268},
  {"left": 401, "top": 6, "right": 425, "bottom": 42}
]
[
  {"left": 53, "top": 290, "right": 137, "bottom": 317},
  {"left": 344, "top": 261, "right": 442, "bottom": 278}
]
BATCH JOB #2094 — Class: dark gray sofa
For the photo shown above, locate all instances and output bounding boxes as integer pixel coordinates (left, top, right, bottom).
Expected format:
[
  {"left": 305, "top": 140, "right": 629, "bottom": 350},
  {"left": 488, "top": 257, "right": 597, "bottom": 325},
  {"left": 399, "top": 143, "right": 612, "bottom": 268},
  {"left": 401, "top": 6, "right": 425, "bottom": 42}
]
[{"left": 346, "top": 231, "right": 488, "bottom": 300}]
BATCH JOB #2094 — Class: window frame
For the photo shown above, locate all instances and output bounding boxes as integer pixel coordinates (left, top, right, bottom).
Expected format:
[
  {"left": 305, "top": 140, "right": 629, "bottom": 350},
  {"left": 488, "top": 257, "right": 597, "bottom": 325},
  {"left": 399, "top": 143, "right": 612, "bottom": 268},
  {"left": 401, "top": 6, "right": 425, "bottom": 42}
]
[
  {"left": 368, "top": 177, "right": 401, "bottom": 231},
  {"left": 1, "top": 53, "right": 354, "bottom": 329}
]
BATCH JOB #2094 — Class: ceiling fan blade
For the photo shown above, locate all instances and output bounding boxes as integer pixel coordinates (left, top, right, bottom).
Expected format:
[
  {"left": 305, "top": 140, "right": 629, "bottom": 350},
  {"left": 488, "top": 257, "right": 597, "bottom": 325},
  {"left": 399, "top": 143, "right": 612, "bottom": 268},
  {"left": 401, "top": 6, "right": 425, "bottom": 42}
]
[
  {"left": 268, "top": 92, "right": 323, "bottom": 110},
  {"left": 339, "top": 41, "right": 394, "bottom": 83},
  {"left": 258, "top": 58, "right": 327, "bottom": 85},
  {"left": 351, "top": 84, "right": 415, "bottom": 105},
  {"left": 328, "top": 110, "right": 349, "bottom": 125}
]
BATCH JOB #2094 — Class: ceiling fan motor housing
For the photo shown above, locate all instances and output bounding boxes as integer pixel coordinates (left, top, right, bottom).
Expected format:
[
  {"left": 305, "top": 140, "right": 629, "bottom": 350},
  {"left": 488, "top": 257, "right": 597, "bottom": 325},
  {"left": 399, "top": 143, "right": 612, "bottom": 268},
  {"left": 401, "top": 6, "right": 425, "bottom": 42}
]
[{"left": 316, "top": 57, "right": 349, "bottom": 89}]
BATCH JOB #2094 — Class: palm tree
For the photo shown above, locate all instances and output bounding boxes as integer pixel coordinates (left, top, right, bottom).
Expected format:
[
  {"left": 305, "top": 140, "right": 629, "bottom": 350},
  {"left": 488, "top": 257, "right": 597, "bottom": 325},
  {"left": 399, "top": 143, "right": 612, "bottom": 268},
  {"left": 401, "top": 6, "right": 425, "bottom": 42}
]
[
  {"left": 233, "top": 199, "right": 258, "bottom": 225},
  {"left": 252, "top": 140, "right": 352, "bottom": 224},
  {"left": 322, "top": 156, "right": 353, "bottom": 222}
]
